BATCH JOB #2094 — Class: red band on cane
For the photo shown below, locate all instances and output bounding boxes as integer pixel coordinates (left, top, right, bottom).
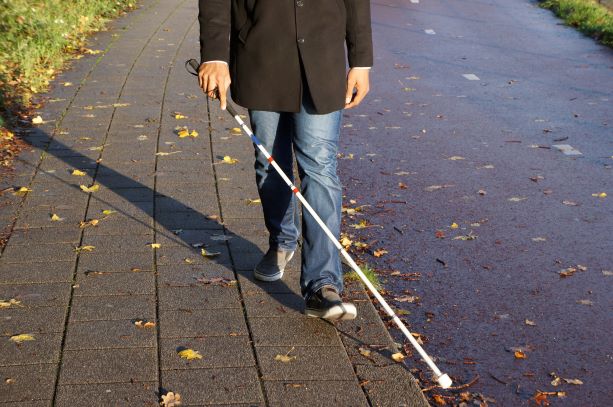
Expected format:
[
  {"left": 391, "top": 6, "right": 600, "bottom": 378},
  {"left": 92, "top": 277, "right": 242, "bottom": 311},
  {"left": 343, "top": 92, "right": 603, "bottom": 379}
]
[
  {"left": 267, "top": 156, "right": 274, "bottom": 163},
  {"left": 292, "top": 187, "right": 299, "bottom": 194}
]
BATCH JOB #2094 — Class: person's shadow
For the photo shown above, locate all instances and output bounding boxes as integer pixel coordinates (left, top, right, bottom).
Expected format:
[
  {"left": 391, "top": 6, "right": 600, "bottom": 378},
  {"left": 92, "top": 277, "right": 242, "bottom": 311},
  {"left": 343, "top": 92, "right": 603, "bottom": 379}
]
[{"left": 15, "top": 114, "right": 303, "bottom": 314}]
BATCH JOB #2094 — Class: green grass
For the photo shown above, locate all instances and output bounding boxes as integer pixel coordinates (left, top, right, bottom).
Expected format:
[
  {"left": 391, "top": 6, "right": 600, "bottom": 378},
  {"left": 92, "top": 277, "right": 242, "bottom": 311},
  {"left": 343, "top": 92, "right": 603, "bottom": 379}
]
[
  {"left": 345, "top": 263, "right": 381, "bottom": 290},
  {"left": 0, "top": 0, "right": 135, "bottom": 118},
  {"left": 540, "top": 0, "right": 613, "bottom": 47}
]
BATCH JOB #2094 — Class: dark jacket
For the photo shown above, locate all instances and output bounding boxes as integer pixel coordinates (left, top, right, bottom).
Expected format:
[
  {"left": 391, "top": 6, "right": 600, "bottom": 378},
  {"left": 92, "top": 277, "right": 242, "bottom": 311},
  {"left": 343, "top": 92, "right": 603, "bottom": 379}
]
[{"left": 198, "top": 0, "right": 373, "bottom": 114}]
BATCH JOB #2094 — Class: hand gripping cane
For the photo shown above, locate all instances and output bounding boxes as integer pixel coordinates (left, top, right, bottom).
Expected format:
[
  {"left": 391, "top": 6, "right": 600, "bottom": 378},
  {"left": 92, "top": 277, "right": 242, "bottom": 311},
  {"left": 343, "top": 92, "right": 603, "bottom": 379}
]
[{"left": 186, "top": 59, "right": 452, "bottom": 389}]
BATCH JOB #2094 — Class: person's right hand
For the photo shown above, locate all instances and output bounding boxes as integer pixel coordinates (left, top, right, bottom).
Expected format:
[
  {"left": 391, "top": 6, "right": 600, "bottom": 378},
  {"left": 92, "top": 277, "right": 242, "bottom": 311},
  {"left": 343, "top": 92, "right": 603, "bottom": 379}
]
[{"left": 198, "top": 62, "right": 231, "bottom": 110}]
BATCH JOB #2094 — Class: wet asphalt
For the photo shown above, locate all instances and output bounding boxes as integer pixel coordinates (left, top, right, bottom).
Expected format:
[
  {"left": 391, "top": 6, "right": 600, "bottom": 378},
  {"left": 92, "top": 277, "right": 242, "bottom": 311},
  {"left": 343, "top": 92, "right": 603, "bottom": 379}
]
[{"left": 338, "top": 0, "right": 612, "bottom": 405}]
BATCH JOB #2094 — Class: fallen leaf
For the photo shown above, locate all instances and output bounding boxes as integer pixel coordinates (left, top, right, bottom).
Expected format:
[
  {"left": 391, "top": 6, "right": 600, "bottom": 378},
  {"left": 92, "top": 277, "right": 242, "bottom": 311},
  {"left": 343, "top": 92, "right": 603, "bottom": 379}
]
[
  {"left": 532, "top": 237, "right": 547, "bottom": 242},
  {"left": 80, "top": 184, "right": 100, "bottom": 193},
  {"left": 562, "top": 200, "right": 579, "bottom": 206},
  {"left": 32, "top": 116, "right": 44, "bottom": 124},
  {"left": 174, "top": 113, "right": 187, "bottom": 119},
  {"left": 450, "top": 222, "right": 459, "bottom": 229},
  {"left": 398, "top": 182, "right": 408, "bottom": 189},
  {"left": 156, "top": 151, "right": 182, "bottom": 156},
  {"left": 373, "top": 249, "right": 388, "bottom": 257},
  {"left": 559, "top": 267, "right": 576, "bottom": 278},
  {"left": 591, "top": 192, "right": 607, "bottom": 198},
  {"left": 514, "top": 350, "right": 527, "bottom": 359},
  {"left": 230, "top": 127, "right": 242, "bottom": 134},
  {"left": 577, "top": 299, "right": 593, "bottom": 306},
  {"left": 447, "top": 156, "right": 465, "bottom": 161},
  {"left": 394, "top": 295, "right": 419, "bottom": 303},
  {"left": 0, "top": 299, "right": 22, "bottom": 308},
  {"left": 432, "top": 394, "right": 447, "bottom": 406},
  {"left": 50, "top": 213, "right": 63, "bottom": 221},
  {"left": 134, "top": 320, "right": 156, "bottom": 328},
  {"left": 71, "top": 169, "right": 86, "bottom": 176},
  {"left": 201, "top": 248, "right": 221, "bottom": 258},
  {"left": 79, "top": 219, "right": 99, "bottom": 228},
  {"left": 602, "top": 270, "right": 613, "bottom": 276},
  {"left": 563, "top": 378, "right": 583, "bottom": 385},
  {"left": 178, "top": 348, "right": 203, "bottom": 360},
  {"left": 12, "top": 187, "right": 32, "bottom": 196},
  {"left": 247, "top": 198, "right": 261, "bottom": 205},
  {"left": 74, "top": 245, "right": 95, "bottom": 253},
  {"left": 275, "top": 347, "right": 296, "bottom": 362},
  {"left": 452, "top": 232, "right": 478, "bottom": 241},
  {"left": 9, "top": 334, "right": 34, "bottom": 343},
  {"left": 223, "top": 155, "right": 239, "bottom": 164},
  {"left": 149, "top": 243, "right": 161, "bottom": 249},
  {"left": 196, "top": 277, "right": 236, "bottom": 286},
  {"left": 508, "top": 197, "right": 528, "bottom": 202},
  {"left": 102, "top": 209, "right": 116, "bottom": 216},
  {"left": 160, "top": 391, "right": 181, "bottom": 407},
  {"left": 391, "top": 352, "right": 405, "bottom": 362},
  {"left": 525, "top": 319, "right": 536, "bottom": 326},
  {"left": 358, "top": 347, "right": 372, "bottom": 357}
]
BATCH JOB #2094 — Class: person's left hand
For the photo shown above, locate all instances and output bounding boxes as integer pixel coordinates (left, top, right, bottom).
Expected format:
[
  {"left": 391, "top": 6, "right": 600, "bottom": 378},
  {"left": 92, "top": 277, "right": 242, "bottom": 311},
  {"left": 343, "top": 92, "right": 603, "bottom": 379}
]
[{"left": 345, "top": 68, "right": 370, "bottom": 109}]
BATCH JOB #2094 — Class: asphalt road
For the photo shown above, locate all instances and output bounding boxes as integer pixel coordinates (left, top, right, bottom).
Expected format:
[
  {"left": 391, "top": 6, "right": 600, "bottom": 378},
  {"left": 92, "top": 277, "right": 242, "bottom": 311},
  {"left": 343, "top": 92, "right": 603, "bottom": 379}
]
[{"left": 338, "top": 0, "right": 612, "bottom": 405}]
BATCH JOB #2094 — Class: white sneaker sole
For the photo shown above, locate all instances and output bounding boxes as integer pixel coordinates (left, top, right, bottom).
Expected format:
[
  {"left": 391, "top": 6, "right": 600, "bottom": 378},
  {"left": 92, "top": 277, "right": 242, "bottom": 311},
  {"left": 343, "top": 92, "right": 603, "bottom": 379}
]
[
  {"left": 305, "top": 303, "right": 357, "bottom": 321},
  {"left": 253, "top": 251, "right": 294, "bottom": 282}
]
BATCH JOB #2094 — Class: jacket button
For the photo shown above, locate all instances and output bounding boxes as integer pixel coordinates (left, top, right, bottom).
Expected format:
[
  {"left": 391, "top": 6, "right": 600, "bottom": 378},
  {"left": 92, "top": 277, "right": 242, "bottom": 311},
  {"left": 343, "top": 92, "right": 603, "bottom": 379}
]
[
  {"left": 297, "top": 38, "right": 305, "bottom": 44},
  {"left": 296, "top": 0, "right": 304, "bottom": 6}
]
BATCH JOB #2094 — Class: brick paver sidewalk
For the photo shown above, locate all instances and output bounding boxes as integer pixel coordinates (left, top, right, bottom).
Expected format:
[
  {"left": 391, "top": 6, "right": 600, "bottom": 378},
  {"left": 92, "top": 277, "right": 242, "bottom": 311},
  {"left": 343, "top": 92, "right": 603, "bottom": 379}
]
[{"left": 0, "top": 1, "right": 427, "bottom": 405}]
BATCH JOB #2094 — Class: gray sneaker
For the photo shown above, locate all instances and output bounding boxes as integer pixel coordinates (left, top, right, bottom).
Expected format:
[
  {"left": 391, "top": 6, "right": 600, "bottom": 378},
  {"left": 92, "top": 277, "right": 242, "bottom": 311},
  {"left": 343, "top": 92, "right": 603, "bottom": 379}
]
[
  {"left": 305, "top": 285, "right": 357, "bottom": 321},
  {"left": 253, "top": 248, "right": 295, "bottom": 282}
]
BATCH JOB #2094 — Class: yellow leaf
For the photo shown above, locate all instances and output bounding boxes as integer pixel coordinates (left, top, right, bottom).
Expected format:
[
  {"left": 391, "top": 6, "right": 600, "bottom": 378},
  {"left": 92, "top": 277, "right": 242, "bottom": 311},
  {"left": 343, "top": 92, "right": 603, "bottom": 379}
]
[
  {"left": 63, "top": 82, "right": 73, "bottom": 87},
  {"left": 156, "top": 151, "right": 181, "bottom": 156},
  {"left": 450, "top": 222, "right": 459, "bottom": 229},
  {"left": 71, "top": 169, "right": 86, "bottom": 176},
  {"left": 448, "top": 156, "right": 465, "bottom": 160},
  {"left": 74, "top": 245, "right": 95, "bottom": 253},
  {"left": 373, "top": 249, "right": 388, "bottom": 257},
  {"left": 350, "top": 219, "right": 369, "bottom": 229},
  {"left": 184, "top": 258, "right": 194, "bottom": 264},
  {"left": 358, "top": 347, "right": 372, "bottom": 357},
  {"left": 0, "top": 299, "right": 22, "bottom": 308},
  {"left": 340, "top": 235, "right": 352, "bottom": 249},
  {"left": 177, "top": 128, "right": 190, "bottom": 138},
  {"left": 525, "top": 319, "right": 536, "bottom": 326},
  {"left": 174, "top": 113, "right": 187, "bottom": 119},
  {"left": 79, "top": 219, "right": 99, "bottom": 228},
  {"left": 134, "top": 319, "right": 156, "bottom": 328},
  {"left": 391, "top": 352, "right": 405, "bottom": 362},
  {"left": 274, "top": 347, "right": 296, "bottom": 362},
  {"left": 102, "top": 210, "right": 116, "bottom": 216},
  {"left": 178, "top": 348, "right": 203, "bottom": 360},
  {"left": 201, "top": 248, "right": 221, "bottom": 258},
  {"left": 149, "top": 243, "right": 161, "bottom": 249},
  {"left": 80, "top": 184, "right": 100, "bottom": 193},
  {"left": 32, "top": 116, "right": 44, "bottom": 124},
  {"left": 9, "top": 334, "right": 34, "bottom": 343},
  {"left": 160, "top": 391, "right": 181, "bottom": 407},
  {"left": 230, "top": 127, "right": 242, "bottom": 134},
  {"left": 223, "top": 155, "right": 239, "bottom": 164},
  {"left": 84, "top": 49, "right": 102, "bottom": 55},
  {"left": 247, "top": 198, "right": 261, "bottom": 205},
  {"left": 592, "top": 192, "right": 607, "bottom": 198},
  {"left": 13, "top": 187, "right": 32, "bottom": 196},
  {"left": 50, "top": 213, "right": 63, "bottom": 221}
]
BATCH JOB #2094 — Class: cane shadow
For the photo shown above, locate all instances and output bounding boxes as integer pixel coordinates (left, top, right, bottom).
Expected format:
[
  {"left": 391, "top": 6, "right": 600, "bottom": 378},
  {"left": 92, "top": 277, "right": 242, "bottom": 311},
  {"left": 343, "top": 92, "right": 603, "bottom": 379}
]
[{"left": 17, "top": 127, "right": 302, "bottom": 313}]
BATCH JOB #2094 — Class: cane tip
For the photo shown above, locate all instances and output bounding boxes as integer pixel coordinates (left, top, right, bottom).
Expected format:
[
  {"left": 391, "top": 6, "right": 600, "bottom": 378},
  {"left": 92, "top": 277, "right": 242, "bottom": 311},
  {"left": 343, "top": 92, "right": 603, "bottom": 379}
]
[{"left": 437, "top": 373, "right": 452, "bottom": 389}]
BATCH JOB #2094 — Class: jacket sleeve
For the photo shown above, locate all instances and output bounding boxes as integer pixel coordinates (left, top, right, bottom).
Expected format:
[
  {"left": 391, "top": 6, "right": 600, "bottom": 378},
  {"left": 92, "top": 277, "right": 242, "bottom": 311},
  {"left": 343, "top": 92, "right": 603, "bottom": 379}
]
[
  {"left": 198, "top": 0, "right": 231, "bottom": 63},
  {"left": 345, "top": 0, "right": 374, "bottom": 68}
]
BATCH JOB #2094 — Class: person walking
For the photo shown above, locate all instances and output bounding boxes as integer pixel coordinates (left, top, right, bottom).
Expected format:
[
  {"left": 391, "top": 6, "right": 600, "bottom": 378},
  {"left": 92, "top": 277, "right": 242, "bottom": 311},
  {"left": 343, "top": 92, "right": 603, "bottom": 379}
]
[{"left": 197, "top": 0, "right": 373, "bottom": 321}]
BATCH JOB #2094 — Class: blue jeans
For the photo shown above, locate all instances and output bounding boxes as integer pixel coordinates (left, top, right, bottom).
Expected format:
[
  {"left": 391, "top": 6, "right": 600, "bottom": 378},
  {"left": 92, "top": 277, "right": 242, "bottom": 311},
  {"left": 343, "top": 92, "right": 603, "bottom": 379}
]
[{"left": 249, "top": 87, "right": 343, "bottom": 300}]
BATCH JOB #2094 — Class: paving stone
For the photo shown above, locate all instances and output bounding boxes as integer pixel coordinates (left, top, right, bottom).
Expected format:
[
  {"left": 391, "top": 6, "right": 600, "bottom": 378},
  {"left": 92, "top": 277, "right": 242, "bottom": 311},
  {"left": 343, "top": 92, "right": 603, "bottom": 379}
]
[
  {"left": 86, "top": 200, "right": 153, "bottom": 219},
  {"left": 157, "top": 263, "right": 235, "bottom": 287},
  {"left": 155, "top": 211, "right": 224, "bottom": 231},
  {"left": 156, "top": 245, "right": 231, "bottom": 267},
  {"left": 7, "top": 227, "right": 82, "bottom": 246},
  {"left": 55, "top": 382, "right": 158, "bottom": 407},
  {"left": 70, "top": 294, "right": 156, "bottom": 322},
  {"left": 13, "top": 210, "right": 85, "bottom": 230},
  {"left": 154, "top": 196, "right": 219, "bottom": 216},
  {"left": 336, "top": 300, "right": 397, "bottom": 346},
  {"left": 73, "top": 272, "right": 154, "bottom": 296},
  {"left": 0, "top": 261, "right": 74, "bottom": 284},
  {"left": 0, "top": 283, "right": 71, "bottom": 308},
  {"left": 159, "top": 308, "right": 247, "bottom": 338},
  {"left": 77, "top": 251, "right": 153, "bottom": 272},
  {"left": 92, "top": 187, "right": 154, "bottom": 203},
  {"left": 355, "top": 364, "right": 429, "bottom": 407},
  {"left": 0, "top": 363, "right": 56, "bottom": 403},
  {"left": 0, "top": 333, "right": 62, "bottom": 366},
  {"left": 249, "top": 317, "right": 341, "bottom": 347},
  {"left": 39, "top": 156, "right": 98, "bottom": 171},
  {"left": 237, "top": 272, "right": 303, "bottom": 297},
  {"left": 161, "top": 367, "right": 262, "bottom": 405},
  {"left": 263, "top": 380, "right": 368, "bottom": 407},
  {"left": 82, "top": 216, "right": 154, "bottom": 236},
  {"left": 1, "top": 243, "right": 77, "bottom": 264},
  {"left": 59, "top": 348, "right": 157, "bottom": 384},
  {"left": 256, "top": 346, "right": 355, "bottom": 381},
  {"left": 160, "top": 335, "right": 255, "bottom": 370},
  {"left": 64, "top": 319, "right": 156, "bottom": 350},
  {"left": 154, "top": 228, "right": 228, "bottom": 248},
  {"left": 95, "top": 174, "right": 155, "bottom": 189},
  {"left": 158, "top": 285, "right": 241, "bottom": 310},
  {"left": 0, "top": 307, "right": 66, "bottom": 336},
  {"left": 80, "top": 234, "right": 153, "bottom": 252},
  {"left": 243, "top": 293, "right": 304, "bottom": 318}
]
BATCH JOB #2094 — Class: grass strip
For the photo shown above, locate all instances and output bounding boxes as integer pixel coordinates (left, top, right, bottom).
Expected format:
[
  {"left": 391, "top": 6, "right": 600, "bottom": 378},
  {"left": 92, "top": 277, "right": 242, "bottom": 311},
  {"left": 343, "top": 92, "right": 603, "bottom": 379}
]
[
  {"left": 345, "top": 263, "right": 382, "bottom": 290},
  {"left": 0, "top": 0, "right": 136, "bottom": 134},
  {"left": 540, "top": 0, "right": 613, "bottom": 47}
]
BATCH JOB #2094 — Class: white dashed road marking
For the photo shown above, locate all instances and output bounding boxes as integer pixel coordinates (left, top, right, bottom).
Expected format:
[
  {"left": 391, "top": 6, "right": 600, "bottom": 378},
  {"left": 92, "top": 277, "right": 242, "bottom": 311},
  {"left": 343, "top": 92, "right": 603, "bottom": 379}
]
[
  {"left": 410, "top": 0, "right": 419, "bottom": 3},
  {"left": 424, "top": 29, "right": 436, "bottom": 35},
  {"left": 462, "top": 74, "right": 480, "bottom": 81},
  {"left": 553, "top": 144, "right": 583, "bottom": 156}
]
